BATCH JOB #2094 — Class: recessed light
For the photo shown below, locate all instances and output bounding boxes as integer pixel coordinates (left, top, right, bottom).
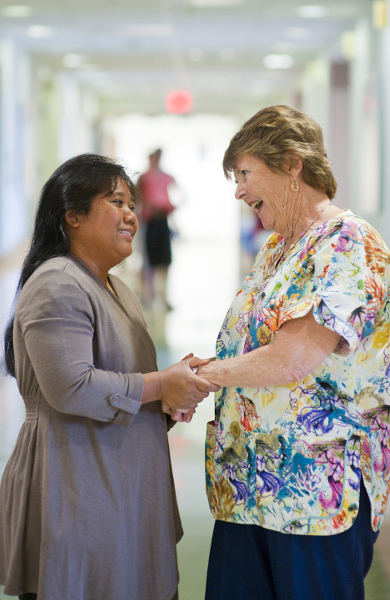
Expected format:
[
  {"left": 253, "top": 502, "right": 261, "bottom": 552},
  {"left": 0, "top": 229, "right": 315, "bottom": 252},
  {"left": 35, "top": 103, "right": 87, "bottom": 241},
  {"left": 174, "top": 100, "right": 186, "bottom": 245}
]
[
  {"left": 1, "top": 4, "right": 33, "bottom": 17},
  {"left": 263, "top": 54, "right": 294, "bottom": 70},
  {"left": 27, "top": 25, "right": 56, "bottom": 38},
  {"left": 297, "top": 5, "right": 327, "bottom": 18}
]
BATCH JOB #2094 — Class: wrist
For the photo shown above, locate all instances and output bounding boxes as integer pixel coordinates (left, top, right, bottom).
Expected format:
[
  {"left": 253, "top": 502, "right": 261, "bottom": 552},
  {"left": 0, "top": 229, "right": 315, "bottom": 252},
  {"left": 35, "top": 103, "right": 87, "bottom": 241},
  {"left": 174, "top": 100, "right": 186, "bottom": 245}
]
[{"left": 142, "top": 371, "right": 163, "bottom": 403}]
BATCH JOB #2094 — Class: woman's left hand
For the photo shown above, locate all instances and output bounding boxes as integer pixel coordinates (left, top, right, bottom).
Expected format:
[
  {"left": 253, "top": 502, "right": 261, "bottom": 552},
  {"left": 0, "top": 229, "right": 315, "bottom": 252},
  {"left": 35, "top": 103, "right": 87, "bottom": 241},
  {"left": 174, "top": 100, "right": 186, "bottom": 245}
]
[{"left": 162, "top": 402, "right": 196, "bottom": 423}]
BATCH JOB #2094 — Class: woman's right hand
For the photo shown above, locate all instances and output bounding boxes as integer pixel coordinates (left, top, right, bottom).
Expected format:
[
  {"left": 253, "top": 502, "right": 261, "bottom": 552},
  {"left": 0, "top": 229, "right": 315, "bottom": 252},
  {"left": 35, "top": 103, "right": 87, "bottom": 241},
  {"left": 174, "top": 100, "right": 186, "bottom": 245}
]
[{"left": 159, "top": 356, "right": 218, "bottom": 413}]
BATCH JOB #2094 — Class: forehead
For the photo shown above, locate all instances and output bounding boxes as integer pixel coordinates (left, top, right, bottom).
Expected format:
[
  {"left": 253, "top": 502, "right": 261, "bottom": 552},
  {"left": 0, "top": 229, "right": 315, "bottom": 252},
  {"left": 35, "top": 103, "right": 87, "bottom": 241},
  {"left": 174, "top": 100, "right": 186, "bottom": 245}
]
[
  {"left": 112, "top": 178, "right": 132, "bottom": 195},
  {"left": 233, "top": 154, "right": 266, "bottom": 175},
  {"left": 100, "top": 177, "right": 132, "bottom": 199}
]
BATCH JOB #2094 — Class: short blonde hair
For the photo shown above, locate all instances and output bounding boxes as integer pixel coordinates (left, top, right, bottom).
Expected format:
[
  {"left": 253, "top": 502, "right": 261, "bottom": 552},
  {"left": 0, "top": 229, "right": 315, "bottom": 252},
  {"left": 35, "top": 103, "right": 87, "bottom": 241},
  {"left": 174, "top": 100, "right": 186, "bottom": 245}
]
[{"left": 223, "top": 105, "right": 337, "bottom": 200}]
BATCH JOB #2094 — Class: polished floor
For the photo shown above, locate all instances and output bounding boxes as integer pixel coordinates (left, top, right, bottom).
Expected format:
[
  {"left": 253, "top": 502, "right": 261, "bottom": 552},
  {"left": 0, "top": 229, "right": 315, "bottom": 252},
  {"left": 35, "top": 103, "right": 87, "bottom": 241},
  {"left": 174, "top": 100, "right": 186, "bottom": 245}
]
[{"left": 1, "top": 250, "right": 390, "bottom": 599}]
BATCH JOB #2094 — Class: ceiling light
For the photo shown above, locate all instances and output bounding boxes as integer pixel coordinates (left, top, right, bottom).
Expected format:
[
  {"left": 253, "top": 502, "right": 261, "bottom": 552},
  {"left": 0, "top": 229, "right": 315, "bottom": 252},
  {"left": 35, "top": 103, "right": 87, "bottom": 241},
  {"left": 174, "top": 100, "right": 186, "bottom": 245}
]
[
  {"left": 27, "top": 25, "right": 56, "bottom": 38},
  {"left": 296, "top": 5, "right": 327, "bottom": 18},
  {"left": 189, "top": 0, "right": 243, "bottom": 6},
  {"left": 263, "top": 54, "right": 294, "bottom": 70},
  {"left": 1, "top": 4, "right": 33, "bottom": 17},
  {"left": 62, "top": 54, "right": 87, "bottom": 68},
  {"left": 220, "top": 47, "right": 236, "bottom": 61}
]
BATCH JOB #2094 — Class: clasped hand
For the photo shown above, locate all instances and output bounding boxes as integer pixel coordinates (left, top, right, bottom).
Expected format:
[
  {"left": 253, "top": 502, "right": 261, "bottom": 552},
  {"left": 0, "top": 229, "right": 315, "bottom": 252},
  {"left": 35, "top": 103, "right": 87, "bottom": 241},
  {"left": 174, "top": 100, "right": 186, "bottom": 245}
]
[{"left": 161, "top": 354, "right": 219, "bottom": 423}]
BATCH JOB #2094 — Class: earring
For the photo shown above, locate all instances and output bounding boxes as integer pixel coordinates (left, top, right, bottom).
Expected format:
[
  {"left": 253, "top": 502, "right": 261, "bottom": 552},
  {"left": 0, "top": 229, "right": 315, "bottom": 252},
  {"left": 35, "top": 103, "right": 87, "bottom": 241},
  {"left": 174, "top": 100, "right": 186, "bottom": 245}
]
[{"left": 291, "top": 180, "right": 299, "bottom": 192}]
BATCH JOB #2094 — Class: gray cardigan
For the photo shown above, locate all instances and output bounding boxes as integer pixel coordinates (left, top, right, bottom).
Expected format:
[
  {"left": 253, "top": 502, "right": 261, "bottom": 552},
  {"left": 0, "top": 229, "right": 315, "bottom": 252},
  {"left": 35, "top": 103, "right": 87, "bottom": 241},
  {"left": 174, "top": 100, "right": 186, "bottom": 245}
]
[{"left": 0, "top": 255, "right": 182, "bottom": 600}]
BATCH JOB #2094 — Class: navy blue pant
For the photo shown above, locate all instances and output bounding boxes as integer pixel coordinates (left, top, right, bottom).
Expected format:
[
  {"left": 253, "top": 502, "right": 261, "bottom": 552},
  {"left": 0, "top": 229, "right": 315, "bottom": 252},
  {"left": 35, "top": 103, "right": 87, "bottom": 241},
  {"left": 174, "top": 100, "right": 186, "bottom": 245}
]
[
  {"left": 19, "top": 591, "right": 178, "bottom": 599},
  {"left": 205, "top": 485, "right": 379, "bottom": 600}
]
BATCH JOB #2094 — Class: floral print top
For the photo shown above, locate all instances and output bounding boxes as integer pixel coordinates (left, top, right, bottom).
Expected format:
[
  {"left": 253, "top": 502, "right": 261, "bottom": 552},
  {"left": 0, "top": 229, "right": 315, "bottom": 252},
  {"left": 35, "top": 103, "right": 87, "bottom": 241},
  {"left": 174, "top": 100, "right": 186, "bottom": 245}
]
[{"left": 205, "top": 210, "right": 390, "bottom": 535}]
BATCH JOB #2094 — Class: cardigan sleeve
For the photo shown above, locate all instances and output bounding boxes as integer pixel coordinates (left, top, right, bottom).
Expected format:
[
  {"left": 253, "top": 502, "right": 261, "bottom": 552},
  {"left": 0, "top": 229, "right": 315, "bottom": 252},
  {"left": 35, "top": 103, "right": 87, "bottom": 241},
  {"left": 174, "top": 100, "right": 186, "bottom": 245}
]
[{"left": 15, "top": 269, "right": 145, "bottom": 426}]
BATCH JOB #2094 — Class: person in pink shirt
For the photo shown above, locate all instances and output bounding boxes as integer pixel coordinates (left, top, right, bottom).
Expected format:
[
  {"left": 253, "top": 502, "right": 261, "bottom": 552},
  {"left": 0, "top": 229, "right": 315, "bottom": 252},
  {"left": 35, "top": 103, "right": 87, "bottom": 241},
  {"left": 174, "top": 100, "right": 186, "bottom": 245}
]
[{"left": 137, "top": 149, "right": 176, "bottom": 309}]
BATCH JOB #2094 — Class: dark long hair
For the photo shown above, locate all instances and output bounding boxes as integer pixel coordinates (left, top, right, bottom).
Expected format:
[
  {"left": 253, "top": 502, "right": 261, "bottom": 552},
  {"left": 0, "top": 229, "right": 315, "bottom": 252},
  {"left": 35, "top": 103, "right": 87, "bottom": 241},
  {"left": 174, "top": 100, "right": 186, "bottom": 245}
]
[{"left": 4, "top": 153, "right": 136, "bottom": 377}]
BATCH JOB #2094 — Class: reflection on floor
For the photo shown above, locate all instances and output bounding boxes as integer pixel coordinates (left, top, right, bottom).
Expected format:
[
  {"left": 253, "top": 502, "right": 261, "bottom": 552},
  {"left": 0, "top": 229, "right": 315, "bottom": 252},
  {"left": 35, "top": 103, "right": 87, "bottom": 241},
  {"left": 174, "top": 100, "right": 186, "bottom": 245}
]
[{"left": 0, "top": 273, "right": 390, "bottom": 599}]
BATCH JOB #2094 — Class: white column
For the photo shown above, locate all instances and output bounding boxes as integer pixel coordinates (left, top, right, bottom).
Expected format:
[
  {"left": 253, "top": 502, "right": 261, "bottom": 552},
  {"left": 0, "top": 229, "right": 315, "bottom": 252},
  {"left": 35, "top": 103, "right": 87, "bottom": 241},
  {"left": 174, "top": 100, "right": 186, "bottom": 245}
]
[
  {"left": 327, "top": 62, "right": 351, "bottom": 207},
  {"left": 57, "top": 72, "right": 82, "bottom": 163},
  {"left": 57, "top": 72, "right": 98, "bottom": 164},
  {"left": 349, "top": 18, "right": 373, "bottom": 217},
  {"left": 301, "top": 57, "right": 331, "bottom": 145},
  {"left": 0, "top": 35, "right": 30, "bottom": 255},
  {"left": 376, "top": 2, "right": 390, "bottom": 245}
]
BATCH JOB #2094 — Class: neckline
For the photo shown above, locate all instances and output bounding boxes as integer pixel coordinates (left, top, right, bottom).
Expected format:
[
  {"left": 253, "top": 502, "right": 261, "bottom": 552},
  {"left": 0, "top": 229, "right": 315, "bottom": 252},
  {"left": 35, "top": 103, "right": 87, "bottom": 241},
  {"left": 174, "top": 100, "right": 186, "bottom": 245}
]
[
  {"left": 270, "top": 208, "right": 353, "bottom": 271},
  {"left": 68, "top": 254, "right": 121, "bottom": 300},
  {"left": 279, "top": 208, "right": 352, "bottom": 247}
]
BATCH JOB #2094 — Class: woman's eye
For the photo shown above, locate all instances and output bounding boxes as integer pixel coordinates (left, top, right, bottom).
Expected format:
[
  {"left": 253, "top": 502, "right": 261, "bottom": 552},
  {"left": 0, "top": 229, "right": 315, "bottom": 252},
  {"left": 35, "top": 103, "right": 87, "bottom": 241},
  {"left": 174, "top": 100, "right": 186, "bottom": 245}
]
[
  {"left": 113, "top": 199, "right": 123, "bottom": 206},
  {"left": 242, "top": 170, "right": 248, "bottom": 176}
]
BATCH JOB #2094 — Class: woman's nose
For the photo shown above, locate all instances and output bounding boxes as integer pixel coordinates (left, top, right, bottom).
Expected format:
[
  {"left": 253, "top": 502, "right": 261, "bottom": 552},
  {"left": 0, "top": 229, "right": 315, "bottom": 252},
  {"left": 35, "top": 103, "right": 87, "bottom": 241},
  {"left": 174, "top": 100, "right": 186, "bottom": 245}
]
[
  {"left": 124, "top": 206, "right": 136, "bottom": 221},
  {"left": 235, "top": 182, "right": 245, "bottom": 200}
]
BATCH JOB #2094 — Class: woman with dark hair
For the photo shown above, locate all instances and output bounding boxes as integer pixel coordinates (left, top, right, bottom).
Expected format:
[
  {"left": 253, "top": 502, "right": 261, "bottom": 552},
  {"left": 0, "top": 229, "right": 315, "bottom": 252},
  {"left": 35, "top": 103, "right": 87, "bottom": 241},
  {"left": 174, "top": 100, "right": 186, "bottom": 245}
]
[
  {"left": 198, "top": 106, "right": 390, "bottom": 600},
  {"left": 0, "top": 154, "right": 215, "bottom": 600}
]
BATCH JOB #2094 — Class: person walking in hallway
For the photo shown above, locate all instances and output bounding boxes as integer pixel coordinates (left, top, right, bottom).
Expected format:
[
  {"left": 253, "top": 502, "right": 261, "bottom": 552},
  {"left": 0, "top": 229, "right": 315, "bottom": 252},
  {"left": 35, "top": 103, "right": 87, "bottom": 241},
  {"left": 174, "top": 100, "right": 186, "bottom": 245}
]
[{"left": 137, "top": 148, "right": 177, "bottom": 310}]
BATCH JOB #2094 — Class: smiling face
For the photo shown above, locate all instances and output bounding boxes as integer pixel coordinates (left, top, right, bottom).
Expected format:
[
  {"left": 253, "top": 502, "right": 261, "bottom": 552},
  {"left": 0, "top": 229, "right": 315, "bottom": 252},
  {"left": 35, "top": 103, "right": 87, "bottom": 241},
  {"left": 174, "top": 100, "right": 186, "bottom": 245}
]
[
  {"left": 234, "top": 154, "right": 298, "bottom": 236},
  {"left": 65, "top": 177, "right": 138, "bottom": 282}
]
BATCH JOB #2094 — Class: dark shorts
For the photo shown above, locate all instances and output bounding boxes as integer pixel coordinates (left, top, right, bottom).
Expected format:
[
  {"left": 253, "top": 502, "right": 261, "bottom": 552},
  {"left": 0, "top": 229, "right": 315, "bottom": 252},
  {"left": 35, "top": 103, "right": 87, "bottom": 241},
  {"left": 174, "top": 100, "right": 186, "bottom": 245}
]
[
  {"left": 145, "top": 216, "right": 172, "bottom": 267},
  {"left": 205, "top": 483, "right": 379, "bottom": 600}
]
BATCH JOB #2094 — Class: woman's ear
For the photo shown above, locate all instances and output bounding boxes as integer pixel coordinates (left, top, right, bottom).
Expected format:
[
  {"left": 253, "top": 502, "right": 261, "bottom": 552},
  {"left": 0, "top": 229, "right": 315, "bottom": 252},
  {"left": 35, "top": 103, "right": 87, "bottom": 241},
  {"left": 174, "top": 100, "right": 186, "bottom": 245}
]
[
  {"left": 286, "top": 154, "right": 303, "bottom": 178},
  {"left": 64, "top": 210, "right": 80, "bottom": 228}
]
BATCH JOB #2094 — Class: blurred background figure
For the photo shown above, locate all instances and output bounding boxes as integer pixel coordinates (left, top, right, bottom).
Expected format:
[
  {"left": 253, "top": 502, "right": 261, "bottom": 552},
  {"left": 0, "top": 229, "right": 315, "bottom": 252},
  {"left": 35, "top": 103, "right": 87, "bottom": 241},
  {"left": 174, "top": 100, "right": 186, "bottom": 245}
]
[
  {"left": 137, "top": 148, "right": 178, "bottom": 310},
  {"left": 240, "top": 207, "right": 270, "bottom": 277}
]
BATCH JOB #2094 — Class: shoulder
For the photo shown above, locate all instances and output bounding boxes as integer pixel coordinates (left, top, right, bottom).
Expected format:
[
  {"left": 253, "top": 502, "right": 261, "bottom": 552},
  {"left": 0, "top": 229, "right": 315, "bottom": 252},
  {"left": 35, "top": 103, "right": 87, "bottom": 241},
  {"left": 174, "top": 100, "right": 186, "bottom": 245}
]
[
  {"left": 302, "top": 211, "right": 388, "bottom": 265},
  {"left": 312, "top": 211, "right": 387, "bottom": 248},
  {"left": 17, "top": 256, "right": 96, "bottom": 319},
  {"left": 26, "top": 256, "right": 92, "bottom": 293}
]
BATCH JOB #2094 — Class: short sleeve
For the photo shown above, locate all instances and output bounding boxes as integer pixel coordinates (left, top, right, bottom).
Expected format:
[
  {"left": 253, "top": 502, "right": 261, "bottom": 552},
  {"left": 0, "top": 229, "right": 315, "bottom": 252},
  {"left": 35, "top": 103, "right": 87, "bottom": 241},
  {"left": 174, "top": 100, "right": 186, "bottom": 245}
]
[{"left": 277, "top": 219, "right": 382, "bottom": 354}]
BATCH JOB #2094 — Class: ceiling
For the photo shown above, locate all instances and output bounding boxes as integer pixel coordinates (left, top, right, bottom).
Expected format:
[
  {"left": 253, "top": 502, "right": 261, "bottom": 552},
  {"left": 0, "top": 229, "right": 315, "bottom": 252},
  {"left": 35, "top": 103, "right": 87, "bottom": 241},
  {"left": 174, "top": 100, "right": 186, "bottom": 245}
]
[{"left": 0, "top": 0, "right": 373, "bottom": 114}]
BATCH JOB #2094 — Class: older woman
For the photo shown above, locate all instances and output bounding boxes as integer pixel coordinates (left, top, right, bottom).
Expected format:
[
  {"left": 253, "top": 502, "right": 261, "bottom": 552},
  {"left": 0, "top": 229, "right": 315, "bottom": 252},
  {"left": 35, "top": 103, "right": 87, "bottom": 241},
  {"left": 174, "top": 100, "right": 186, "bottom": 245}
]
[
  {"left": 0, "top": 154, "right": 215, "bottom": 600},
  {"left": 199, "top": 105, "right": 390, "bottom": 600}
]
